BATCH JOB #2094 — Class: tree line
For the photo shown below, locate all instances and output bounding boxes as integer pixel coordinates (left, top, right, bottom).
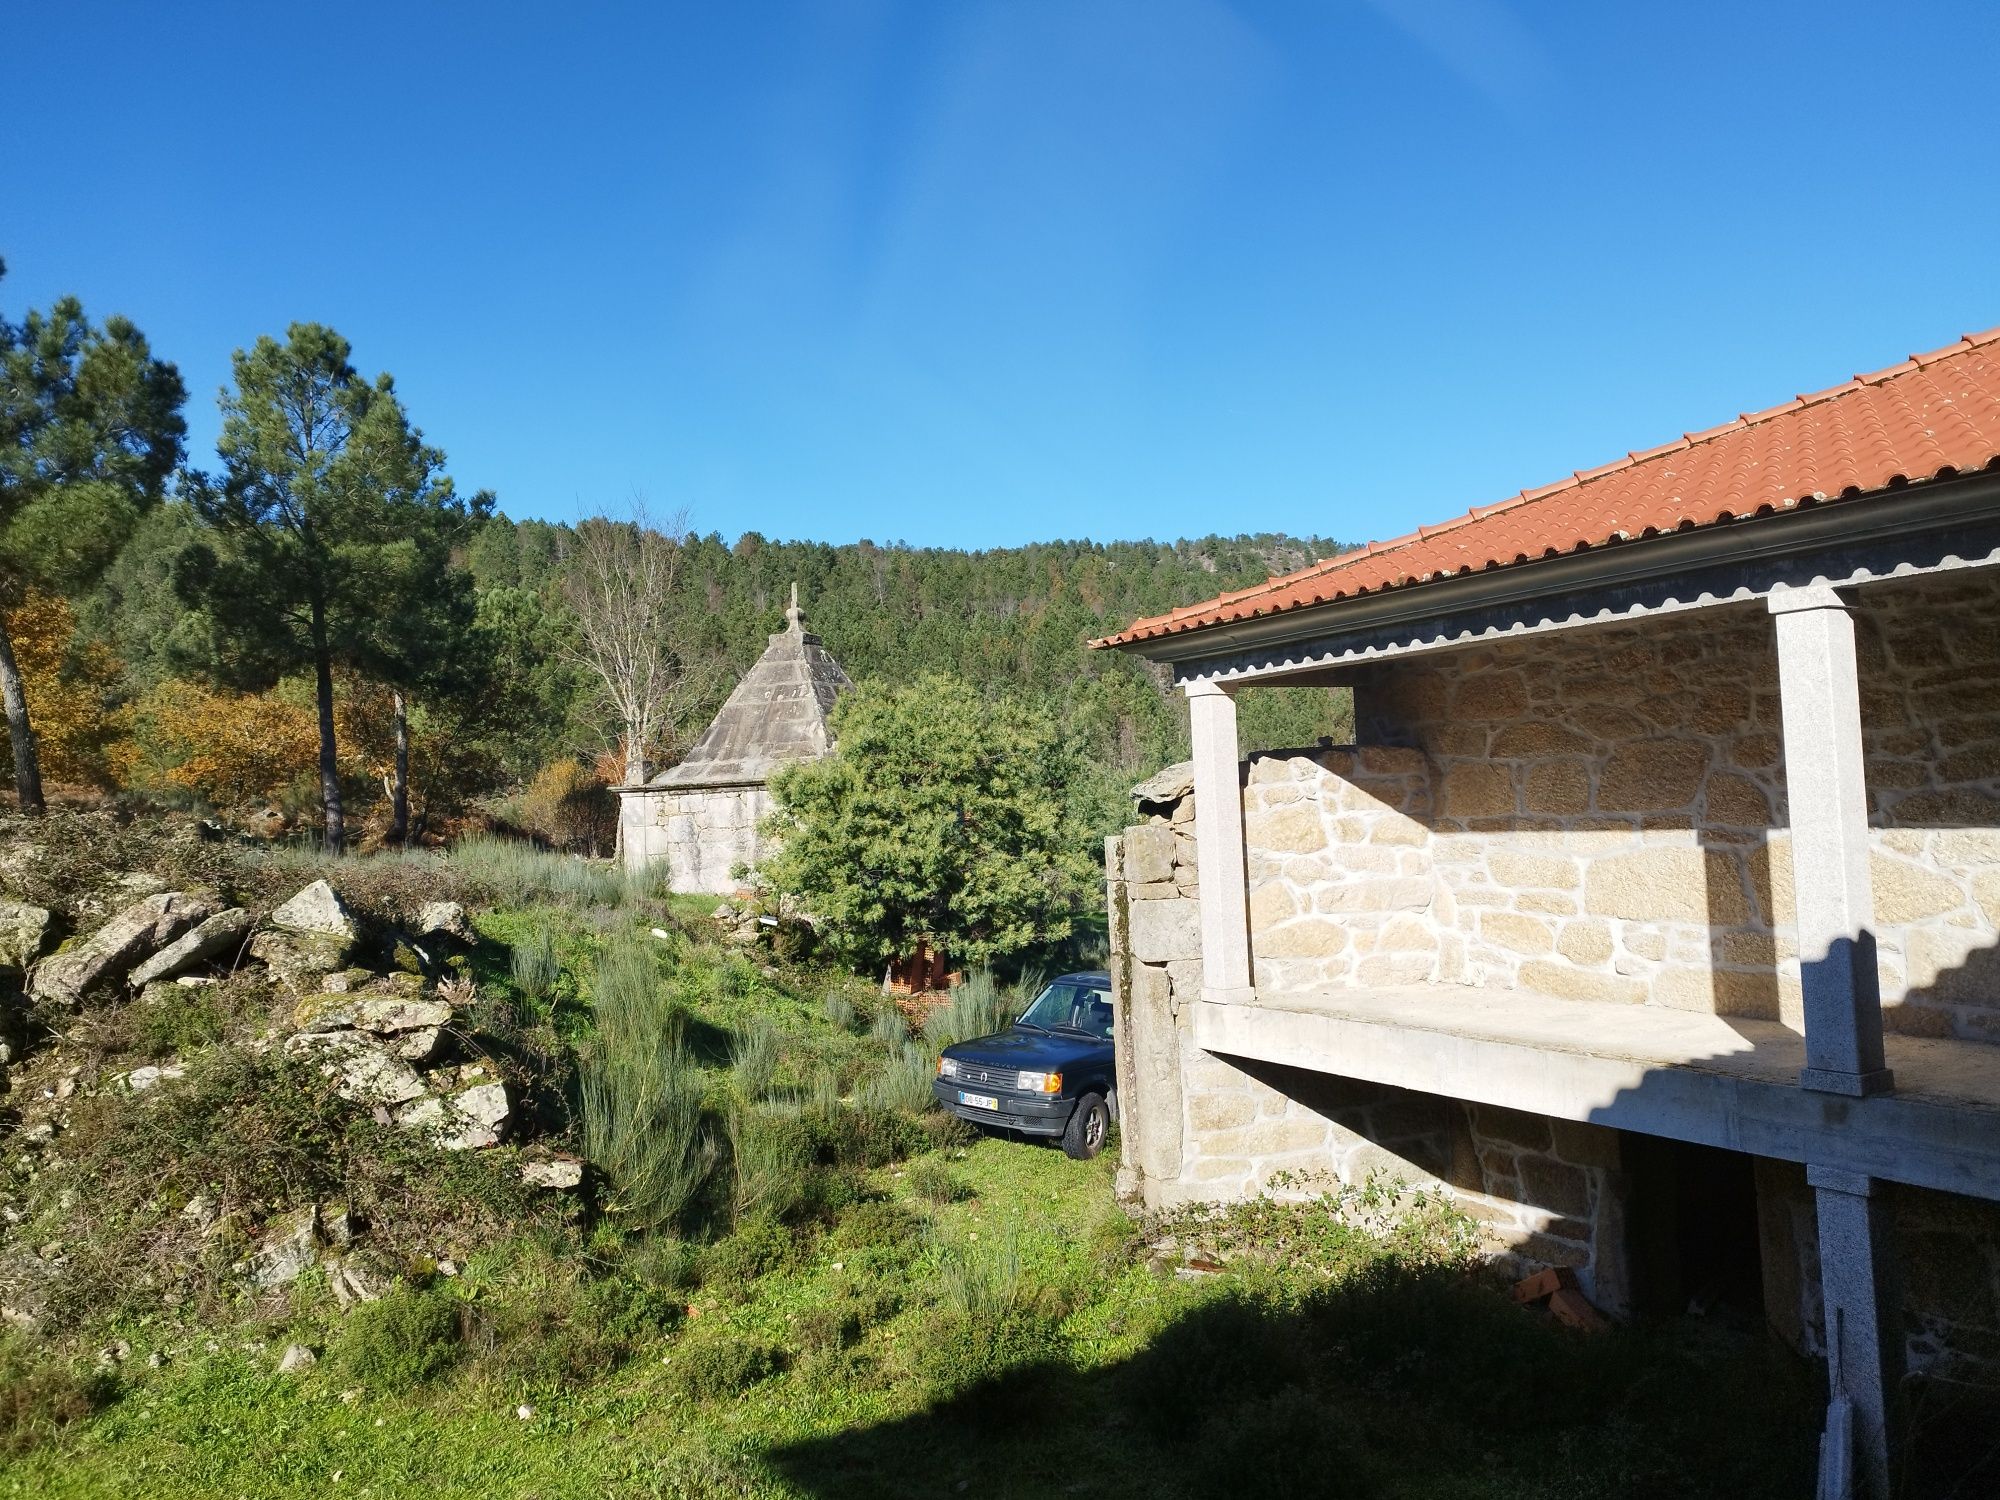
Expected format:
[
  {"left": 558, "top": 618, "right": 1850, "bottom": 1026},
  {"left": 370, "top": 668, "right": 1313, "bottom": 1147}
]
[{"left": 2, "top": 264, "right": 1355, "bottom": 853}]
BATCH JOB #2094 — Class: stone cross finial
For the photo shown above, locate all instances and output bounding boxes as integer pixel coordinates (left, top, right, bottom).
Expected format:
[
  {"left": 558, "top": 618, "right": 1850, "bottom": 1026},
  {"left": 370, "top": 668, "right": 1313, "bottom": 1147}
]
[{"left": 785, "top": 581, "right": 804, "bottom": 632}]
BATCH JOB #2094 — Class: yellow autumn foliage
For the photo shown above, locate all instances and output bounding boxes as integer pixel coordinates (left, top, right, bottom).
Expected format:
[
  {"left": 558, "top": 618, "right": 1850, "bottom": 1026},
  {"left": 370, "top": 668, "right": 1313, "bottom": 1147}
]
[
  {"left": 0, "top": 591, "right": 134, "bottom": 790},
  {"left": 137, "top": 680, "right": 323, "bottom": 808}
]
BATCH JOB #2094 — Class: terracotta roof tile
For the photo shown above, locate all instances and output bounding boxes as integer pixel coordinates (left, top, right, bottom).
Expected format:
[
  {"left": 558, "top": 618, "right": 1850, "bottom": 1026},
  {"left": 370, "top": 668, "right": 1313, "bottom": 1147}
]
[{"left": 1097, "top": 329, "right": 2000, "bottom": 650}]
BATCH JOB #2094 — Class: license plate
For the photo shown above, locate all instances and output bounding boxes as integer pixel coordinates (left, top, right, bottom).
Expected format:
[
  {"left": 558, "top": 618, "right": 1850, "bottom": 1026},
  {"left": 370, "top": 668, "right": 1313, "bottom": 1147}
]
[{"left": 958, "top": 1091, "right": 999, "bottom": 1110}]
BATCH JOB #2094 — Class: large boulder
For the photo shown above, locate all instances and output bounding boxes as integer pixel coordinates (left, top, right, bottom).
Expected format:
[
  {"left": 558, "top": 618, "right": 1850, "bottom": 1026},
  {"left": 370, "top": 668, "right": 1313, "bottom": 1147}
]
[
  {"left": 27, "top": 892, "right": 217, "bottom": 1006},
  {"left": 415, "top": 901, "right": 476, "bottom": 945},
  {"left": 395, "top": 1082, "right": 509, "bottom": 1150},
  {"left": 127, "top": 907, "right": 255, "bottom": 988},
  {"left": 0, "top": 900, "right": 51, "bottom": 973},
  {"left": 249, "top": 929, "right": 353, "bottom": 992},
  {"left": 292, "top": 994, "right": 452, "bottom": 1036},
  {"left": 282, "top": 1031, "right": 427, "bottom": 1106},
  {"left": 269, "top": 880, "right": 359, "bottom": 943}
]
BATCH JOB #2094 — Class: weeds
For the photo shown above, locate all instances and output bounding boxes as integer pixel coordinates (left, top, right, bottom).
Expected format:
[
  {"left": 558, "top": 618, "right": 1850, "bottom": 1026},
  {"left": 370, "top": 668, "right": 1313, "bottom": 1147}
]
[
  {"left": 868, "top": 1006, "right": 908, "bottom": 1049},
  {"left": 729, "top": 1017, "right": 781, "bottom": 1101},
  {"left": 0, "top": 1335, "right": 113, "bottom": 1456},
  {"left": 905, "top": 1155, "right": 967, "bottom": 1205},
  {"left": 820, "top": 991, "right": 857, "bottom": 1031}
]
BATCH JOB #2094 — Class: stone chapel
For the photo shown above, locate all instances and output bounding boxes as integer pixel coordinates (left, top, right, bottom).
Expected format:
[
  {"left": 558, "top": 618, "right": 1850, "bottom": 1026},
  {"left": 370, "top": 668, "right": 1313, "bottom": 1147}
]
[{"left": 617, "top": 587, "right": 851, "bottom": 893}]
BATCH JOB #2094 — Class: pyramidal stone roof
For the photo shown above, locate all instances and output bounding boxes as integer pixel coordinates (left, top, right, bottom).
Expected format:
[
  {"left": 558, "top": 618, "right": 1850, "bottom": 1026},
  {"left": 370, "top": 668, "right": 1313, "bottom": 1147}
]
[{"left": 647, "top": 586, "right": 852, "bottom": 790}]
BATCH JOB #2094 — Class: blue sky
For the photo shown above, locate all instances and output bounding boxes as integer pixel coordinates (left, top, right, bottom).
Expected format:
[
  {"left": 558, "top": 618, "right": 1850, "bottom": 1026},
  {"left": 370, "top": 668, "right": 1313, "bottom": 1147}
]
[{"left": 6, "top": 2, "right": 1998, "bottom": 550}]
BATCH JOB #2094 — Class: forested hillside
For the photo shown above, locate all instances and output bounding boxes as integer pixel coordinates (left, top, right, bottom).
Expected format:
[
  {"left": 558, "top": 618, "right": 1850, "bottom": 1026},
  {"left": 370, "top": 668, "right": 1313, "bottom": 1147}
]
[{"left": 39, "top": 509, "right": 1352, "bottom": 843}]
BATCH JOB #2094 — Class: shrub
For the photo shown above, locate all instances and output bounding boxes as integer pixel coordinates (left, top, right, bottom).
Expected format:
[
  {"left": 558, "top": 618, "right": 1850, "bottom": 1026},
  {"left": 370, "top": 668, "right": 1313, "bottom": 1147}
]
[
  {"left": 668, "top": 1336, "right": 785, "bottom": 1402},
  {"left": 830, "top": 1197, "right": 921, "bottom": 1256},
  {"left": 445, "top": 834, "right": 636, "bottom": 908},
  {"left": 904, "top": 1155, "right": 967, "bottom": 1205},
  {"left": 517, "top": 758, "right": 617, "bottom": 855},
  {"left": 136, "top": 986, "right": 229, "bottom": 1058},
  {"left": 581, "top": 935, "right": 719, "bottom": 1233},
  {"left": 336, "top": 1284, "right": 462, "bottom": 1390},
  {"left": 820, "top": 992, "right": 857, "bottom": 1031},
  {"left": 860, "top": 1043, "right": 936, "bottom": 1113},
  {"left": 700, "top": 1212, "right": 804, "bottom": 1290},
  {"left": 0, "top": 1336, "right": 113, "bottom": 1456},
  {"left": 510, "top": 920, "right": 559, "bottom": 1008},
  {"left": 921, "top": 970, "right": 1023, "bottom": 1050},
  {"left": 728, "top": 1105, "right": 820, "bottom": 1224}
]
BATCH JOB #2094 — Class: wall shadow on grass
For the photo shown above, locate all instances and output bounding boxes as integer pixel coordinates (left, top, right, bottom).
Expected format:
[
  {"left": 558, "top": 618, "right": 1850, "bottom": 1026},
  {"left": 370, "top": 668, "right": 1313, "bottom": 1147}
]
[{"left": 765, "top": 1261, "right": 1817, "bottom": 1500}]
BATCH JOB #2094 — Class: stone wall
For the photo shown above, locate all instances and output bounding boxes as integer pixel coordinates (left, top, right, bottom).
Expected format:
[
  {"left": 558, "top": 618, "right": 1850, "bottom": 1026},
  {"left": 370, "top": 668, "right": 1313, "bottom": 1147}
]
[
  {"left": 618, "top": 784, "right": 769, "bottom": 895},
  {"left": 1110, "top": 811, "right": 1632, "bottom": 1312},
  {"left": 1233, "top": 569, "right": 2000, "bottom": 1040}
]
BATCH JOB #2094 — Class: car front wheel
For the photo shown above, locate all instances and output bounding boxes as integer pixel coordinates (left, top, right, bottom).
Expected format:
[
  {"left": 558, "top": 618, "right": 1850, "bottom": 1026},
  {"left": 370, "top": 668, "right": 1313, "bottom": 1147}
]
[{"left": 1061, "top": 1092, "right": 1110, "bottom": 1160}]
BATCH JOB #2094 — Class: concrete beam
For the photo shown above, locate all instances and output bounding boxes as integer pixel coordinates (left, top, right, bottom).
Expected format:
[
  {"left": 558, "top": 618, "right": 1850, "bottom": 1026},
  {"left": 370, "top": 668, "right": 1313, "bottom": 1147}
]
[
  {"left": 1185, "top": 680, "right": 1252, "bottom": 1003},
  {"left": 1770, "top": 586, "right": 1892, "bottom": 1097}
]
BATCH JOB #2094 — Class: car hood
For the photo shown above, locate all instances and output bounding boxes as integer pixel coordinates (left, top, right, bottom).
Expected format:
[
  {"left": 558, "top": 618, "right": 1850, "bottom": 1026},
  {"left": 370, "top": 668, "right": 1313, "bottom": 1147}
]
[{"left": 943, "top": 1026, "right": 1109, "bottom": 1069}]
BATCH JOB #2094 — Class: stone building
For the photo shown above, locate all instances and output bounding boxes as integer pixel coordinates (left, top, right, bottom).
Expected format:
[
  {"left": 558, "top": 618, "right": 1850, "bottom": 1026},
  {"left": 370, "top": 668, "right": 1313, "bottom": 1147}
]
[
  {"left": 619, "top": 589, "right": 851, "bottom": 894},
  {"left": 1097, "top": 328, "right": 2000, "bottom": 1497}
]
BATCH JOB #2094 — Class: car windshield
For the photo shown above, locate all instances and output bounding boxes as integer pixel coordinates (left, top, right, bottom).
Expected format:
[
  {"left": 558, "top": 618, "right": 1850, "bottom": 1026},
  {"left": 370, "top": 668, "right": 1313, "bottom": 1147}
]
[{"left": 1017, "top": 980, "right": 1113, "bottom": 1039}]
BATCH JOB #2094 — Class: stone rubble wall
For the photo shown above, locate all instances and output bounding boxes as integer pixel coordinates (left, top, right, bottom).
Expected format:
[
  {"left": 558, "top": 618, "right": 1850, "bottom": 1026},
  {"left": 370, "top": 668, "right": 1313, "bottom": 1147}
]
[{"left": 618, "top": 784, "right": 770, "bottom": 895}]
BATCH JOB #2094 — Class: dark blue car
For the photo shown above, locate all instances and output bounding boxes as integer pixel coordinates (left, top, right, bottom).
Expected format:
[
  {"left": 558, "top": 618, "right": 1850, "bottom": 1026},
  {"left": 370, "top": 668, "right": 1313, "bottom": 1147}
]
[{"left": 932, "top": 971, "right": 1116, "bottom": 1159}]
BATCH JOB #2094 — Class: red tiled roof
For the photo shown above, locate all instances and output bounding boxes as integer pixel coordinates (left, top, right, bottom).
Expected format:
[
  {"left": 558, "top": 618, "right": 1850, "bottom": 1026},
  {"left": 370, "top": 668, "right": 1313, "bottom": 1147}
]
[{"left": 1097, "top": 328, "right": 2000, "bottom": 649}]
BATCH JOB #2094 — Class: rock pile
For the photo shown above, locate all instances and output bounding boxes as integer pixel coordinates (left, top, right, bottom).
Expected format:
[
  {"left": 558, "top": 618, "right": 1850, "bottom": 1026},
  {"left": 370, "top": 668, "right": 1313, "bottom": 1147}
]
[{"left": 10, "top": 878, "right": 513, "bottom": 1151}]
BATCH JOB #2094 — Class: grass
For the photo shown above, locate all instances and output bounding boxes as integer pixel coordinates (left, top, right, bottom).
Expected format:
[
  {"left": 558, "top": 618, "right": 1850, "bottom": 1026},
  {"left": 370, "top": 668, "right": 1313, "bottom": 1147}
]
[
  {"left": 1, "top": 1134, "right": 1822, "bottom": 1500},
  {"left": 0, "top": 826, "right": 1827, "bottom": 1499}
]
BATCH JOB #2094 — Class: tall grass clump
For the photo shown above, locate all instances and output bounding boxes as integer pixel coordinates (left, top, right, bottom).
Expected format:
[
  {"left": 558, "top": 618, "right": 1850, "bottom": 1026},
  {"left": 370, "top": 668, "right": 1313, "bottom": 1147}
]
[
  {"left": 447, "top": 835, "right": 630, "bottom": 908},
  {"left": 870, "top": 1006, "right": 909, "bottom": 1050},
  {"left": 730, "top": 1018, "right": 782, "bottom": 1101},
  {"left": 821, "top": 991, "right": 858, "bottom": 1031},
  {"left": 581, "top": 935, "right": 718, "bottom": 1231},
  {"left": 510, "top": 920, "right": 560, "bottom": 1007},
  {"left": 861, "top": 1042, "right": 936, "bottom": 1113},
  {"left": 923, "top": 970, "right": 1024, "bottom": 1050}
]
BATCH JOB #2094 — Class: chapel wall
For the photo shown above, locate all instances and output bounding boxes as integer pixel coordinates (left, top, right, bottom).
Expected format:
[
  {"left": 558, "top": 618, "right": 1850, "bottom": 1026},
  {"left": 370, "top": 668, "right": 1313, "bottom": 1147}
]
[{"left": 618, "top": 785, "right": 770, "bottom": 895}]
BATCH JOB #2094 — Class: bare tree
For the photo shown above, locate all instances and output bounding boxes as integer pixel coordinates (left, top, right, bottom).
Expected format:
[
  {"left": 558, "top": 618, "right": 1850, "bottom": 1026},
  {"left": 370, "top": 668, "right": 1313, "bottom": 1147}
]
[{"left": 560, "top": 502, "right": 707, "bottom": 785}]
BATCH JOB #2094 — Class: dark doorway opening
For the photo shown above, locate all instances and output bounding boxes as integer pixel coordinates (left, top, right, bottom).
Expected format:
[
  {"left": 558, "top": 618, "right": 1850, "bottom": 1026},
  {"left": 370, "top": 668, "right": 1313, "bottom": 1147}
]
[{"left": 1625, "top": 1136, "right": 1766, "bottom": 1323}]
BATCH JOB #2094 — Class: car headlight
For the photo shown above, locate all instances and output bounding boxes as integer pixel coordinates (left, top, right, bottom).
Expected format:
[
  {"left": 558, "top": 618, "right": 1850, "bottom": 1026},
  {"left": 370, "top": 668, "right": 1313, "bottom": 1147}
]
[
  {"left": 1015, "top": 1070, "right": 1062, "bottom": 1094},
  {"left": 937, "top": 1056, "right": 960, "bottom": 1079}
]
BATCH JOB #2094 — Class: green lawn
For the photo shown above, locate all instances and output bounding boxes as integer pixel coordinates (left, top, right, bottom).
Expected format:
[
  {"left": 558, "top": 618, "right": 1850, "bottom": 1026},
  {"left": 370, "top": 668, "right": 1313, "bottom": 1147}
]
[{"left": 1, "top": 1132, "right": 1815, "bottom": 1500}]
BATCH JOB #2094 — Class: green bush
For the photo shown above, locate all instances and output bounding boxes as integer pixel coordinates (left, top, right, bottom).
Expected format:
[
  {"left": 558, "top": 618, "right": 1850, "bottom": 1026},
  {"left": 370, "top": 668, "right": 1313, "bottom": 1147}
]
[
  {"left": 700, "top": 1212, "right": 805, "bottom": 1290},
  {"left": 861, "top": 1043, "right": 936, "bottom": 1113},
  {"left": 729, "top": 1018, "right": 781, "bottom": 1102},
  {"left": 136, "top": 986, "right": 228, "bottom": 1058},
  {"left": 336, "top": 1284, "right": 462, "bottom": 1390},
  {"left": 904, "top": 1155, "right": 967, "bottom": 1205},
  {"left": 829, "top": 1197, "right": 922, "bottom": 1256},
  {"left": 668, "top": 1336, "right": 785, "bottom": 1402},
  {"left": 0, "top": 1336, "right": 113, "bottom": 1456},
  {"left": 820, "top": 992, "right": 858, "bottom": 1031},
  {"left": 729, "top": 1105, "right": 819, "bottom": 1224}
]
